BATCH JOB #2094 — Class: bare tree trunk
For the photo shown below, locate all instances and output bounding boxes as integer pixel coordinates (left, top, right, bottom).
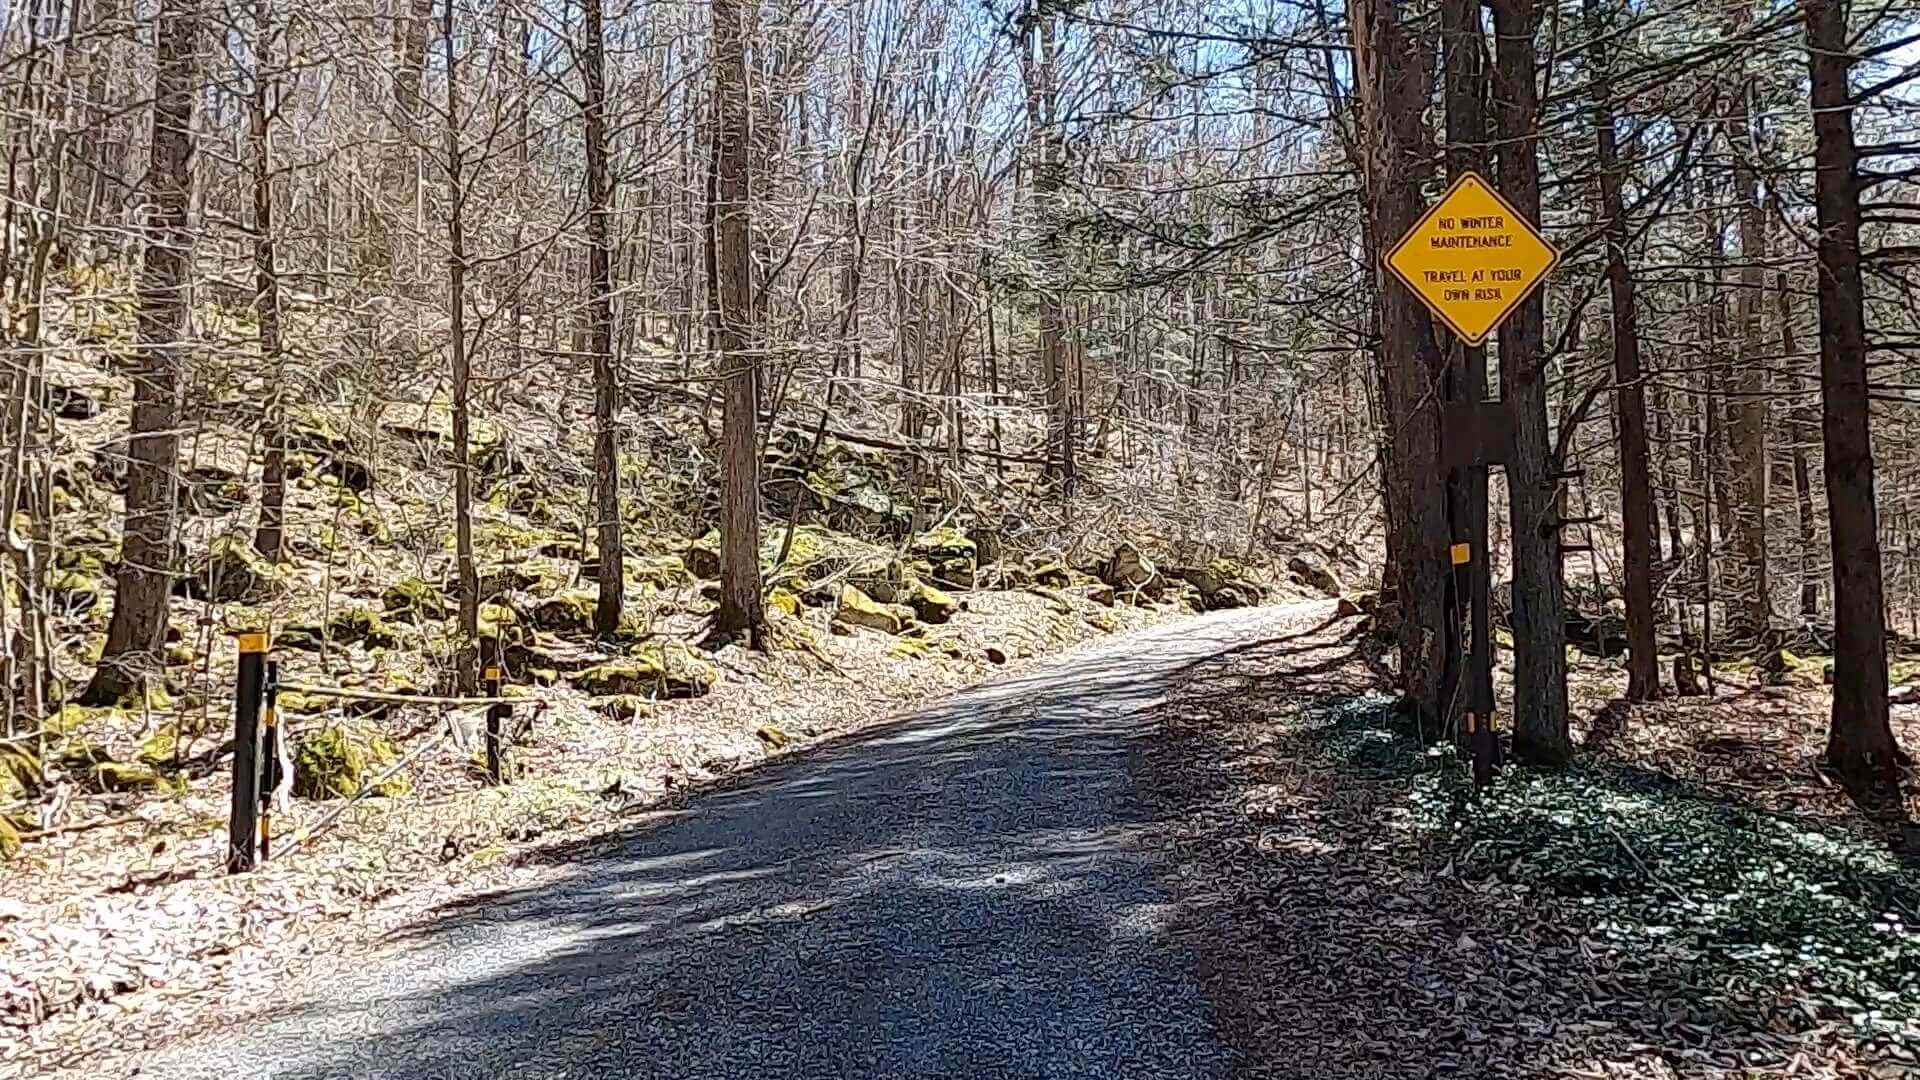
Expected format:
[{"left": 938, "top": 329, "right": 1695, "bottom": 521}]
[
  {"left": 1022, "top": 10, "right": 1072, "bottom": 497},
  {"left": 1587, "top": 0, "right": 1658, "bottom": 699},
  {"left": 84, "top": 0, "right": 197, "bottom": 705},
  {"left": 711, "top": 0, "right": 764, "bottom": 646},
  {"left": 443, "top": 0, "right": 478, "bottom": 681},
  {"left": 1727, "top": 92, "right": 1774, "bottom": 647},
  {"left": 583, "top": 0, "right": 623, "bottom": 636},
  {"left": 1490, "top": 0, "right": 1570, "bottom": 765},
  {"left": 251, "top": 0, "right": 288, "bottom": 562},
  {"left": 1780, "top": 274, "right": 1820, "bottom": 620},
  {"left": 1804, "top": 0, "right": 1902, "bottom": 797}
]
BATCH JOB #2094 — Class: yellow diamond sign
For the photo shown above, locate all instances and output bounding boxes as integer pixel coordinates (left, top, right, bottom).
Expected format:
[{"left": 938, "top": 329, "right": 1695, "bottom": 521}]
[{"left": 1384, "top": 172, "right": 1560, "bottom": 346}]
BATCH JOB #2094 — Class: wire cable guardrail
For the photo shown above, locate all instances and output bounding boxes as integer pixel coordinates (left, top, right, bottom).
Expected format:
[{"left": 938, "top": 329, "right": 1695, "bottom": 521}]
[{"left": 224, "top": 633, "right": 525, "bottom": 874}]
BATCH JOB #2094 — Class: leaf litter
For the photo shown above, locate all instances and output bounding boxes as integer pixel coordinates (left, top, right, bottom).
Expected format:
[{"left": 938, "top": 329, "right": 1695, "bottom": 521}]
[{"left": 1138, "top": 609, "right": 1920, "bottom": 1078}]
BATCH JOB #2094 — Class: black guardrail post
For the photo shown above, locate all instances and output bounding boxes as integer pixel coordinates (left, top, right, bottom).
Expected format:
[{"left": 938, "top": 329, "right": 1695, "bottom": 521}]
[
  {"left": 228, "top": 632, "right": 268, "bottom": 873},
  {"left": 484, "top": 664, "right": 507, "bottom": 785}
]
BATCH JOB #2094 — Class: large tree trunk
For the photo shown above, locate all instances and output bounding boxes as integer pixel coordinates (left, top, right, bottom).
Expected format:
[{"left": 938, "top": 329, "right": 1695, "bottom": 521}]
[
  {"left": 84, "top": 0, "right": 197, "bottom": 705},
  {"left": 711, "top": 0, "right": 765, "bottom": 646},
  {"left": 1586, "top": 0, "right": 1658, "bottom": 700},
  {"left": 1490, "top": 0, "right": 1570, "bottom": 765},
  {"left": 583, "top": 0, "right": 624, "bottom": 636},
  {"left": 1804, "top": 0, "right": 1902, "bottom": 797},
  {"left": 1350, "top": 0, "right": 1450, "bottom": 725}
]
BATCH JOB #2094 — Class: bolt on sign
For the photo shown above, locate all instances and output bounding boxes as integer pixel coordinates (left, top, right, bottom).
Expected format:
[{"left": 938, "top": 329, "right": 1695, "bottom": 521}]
[{"left": 1384, "top": 172, "right": 1561, "bottom": 347}]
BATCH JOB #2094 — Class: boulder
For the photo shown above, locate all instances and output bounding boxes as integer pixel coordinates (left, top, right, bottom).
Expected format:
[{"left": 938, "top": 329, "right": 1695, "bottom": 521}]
[
  {"left": 529, "top": 589, "right": 599, "bottom": 635},
  {"left": 1173, "top": 558, "right": 1265, "bottom": 610},
  {"left": 574, "top": 642, "right": 718, "bottom": 699},
  {"left": 834, "top": 584, "right": 911, "bottom": 635},
  {"left": 684, "top": 533, "right": 722, "bottom": 579},
  {"left": 382, "top": 575, "right": 446, "bottom": 622},
  {"left": 179, "top": 536, "right": 280, "bottom": 603},
  {"left": 1286, "top": 553, "right": 1342, "bottom": 598},
  {"left": 628, "top": 554, "right": 692, "bottom": 591},
  {"left": 1101, "top": 543, "right": 1165, "bottom": 597},
  {"left": 180, "top": 466, "right": 248, "bottom": 515},
  {"left": 1336, "top": 591, "right": 1379, "bottom": 620},
  {"left": 0, "top": 746, "right": 39, "bottom": 806},
  {"left": 912, "top": 527, "right": 978, "bottom": 588},
  {"left": 293, "top": 723, "right": 409, "bottom": 800},
  {"left": 905, "top": 580, "right": 960, "bottom": 625}
]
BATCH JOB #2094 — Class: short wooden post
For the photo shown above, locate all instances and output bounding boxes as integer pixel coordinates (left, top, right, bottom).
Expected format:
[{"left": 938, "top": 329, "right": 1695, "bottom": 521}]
[{"left": 228, "top": 633, "right": 268, "bottom": 874}]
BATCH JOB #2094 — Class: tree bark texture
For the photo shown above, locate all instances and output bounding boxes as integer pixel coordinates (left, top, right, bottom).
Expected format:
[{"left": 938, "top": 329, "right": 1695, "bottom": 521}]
[
  {"left": 584, "top": 0, "right": 624, "bottom": 636},
  {"left": 85, "top": 0, "right": 197, "bottom": 704},
  {"left": 1349, "top": 0, "right": 1450, "bottom": 725},
  {"left": 1804, "top": 0, "right": 1902, "bottom": 797},
  {"left": 1587, "top": 0, "right": 1659, "bottom": 700},
  {"left": 711, "top": 0, "right": 765, "bottom": 645},
  {"left": 1490, "top": 0, "right": 1570, "bottom": 765}
]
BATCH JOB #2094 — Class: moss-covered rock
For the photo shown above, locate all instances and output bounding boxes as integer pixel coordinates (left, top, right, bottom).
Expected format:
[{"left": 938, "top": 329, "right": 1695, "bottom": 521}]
[
  {"left": 48, "top": 570, "right": 103, "bottom": 615},
  {"left": 1286, "top": 553, "right": 1343, "bottom": 598},
  {"left": 0, "top": 813, "right": 24, "bottom": 858},
  {"left": 529, "top": 589, "right": 599, "bottom": 635},
  {"left": 383, "top": 575, "right": 446, "bottom": 621},
  {"left": 773, "top": 525, "right": 895, "bottom": 599},
  {"left": 1027, "top": 559, "right": 1072, "bottom": 588},
  {"left": 477, "top": 601, "right": 523, "bottom": 644},
  {"left": 332, "top": 606, "right": 400, "bottom": 648},
  {"left": 598, "top": 694, "right": 652, "bottom": 721},
  {"left": 44, "top": 703, "right": 115, "bottom": 734},
  {"left": 293, "top": 723, "right": 409, "bottom": 800},
  {"left": 0, "top": 745, "right": 40, "bottom": 805},
  {"left": 912, "top": 527, "right": 978, "bottom": 588},
  {"left": 834, "top": 584, "right": 912, "bottom": 635},
  {"left": 1174, "top": 558, "right": 1265, "bottom": 611},
  {"left": 179, "top": 536, "right": 280, "bottom": 603},
  {"left": 90, "top": 760, "right": 184, "bottom": 795},
  {"left": 905, "top": 580, "right": 959, "bottom": 625},
  {"left": 768, "top": 587, "right": 802, "bottom": 618},
  {"left": 628, "top": 554, "right": 692, "bottom": 590},
  {"left": 1101, "top": 542, "right": 1165, "bottom": 598},
  {"left": 685, "top": 533, "right": 722, "bottom": 579},
  {"left": 574, "top": 642, "right": 717, "bottom": 699}
]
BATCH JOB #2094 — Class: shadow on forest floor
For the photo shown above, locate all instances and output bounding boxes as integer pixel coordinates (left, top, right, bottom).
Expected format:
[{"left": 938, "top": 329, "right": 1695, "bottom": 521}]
[{"left": 1146, "top": 627, "right": 1920, "bottom": 1077}]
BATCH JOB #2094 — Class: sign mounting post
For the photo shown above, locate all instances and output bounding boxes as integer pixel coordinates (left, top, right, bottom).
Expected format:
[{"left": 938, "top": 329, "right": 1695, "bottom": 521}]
[{"left": 1383, "top": 171, "right": 1560, "bottom": 788}]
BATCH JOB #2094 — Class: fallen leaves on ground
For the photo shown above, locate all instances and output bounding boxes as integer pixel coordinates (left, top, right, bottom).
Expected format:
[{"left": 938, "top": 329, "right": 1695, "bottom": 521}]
[{"left": 1140, "top": 618, "right": 1920, "bottom": 1078}]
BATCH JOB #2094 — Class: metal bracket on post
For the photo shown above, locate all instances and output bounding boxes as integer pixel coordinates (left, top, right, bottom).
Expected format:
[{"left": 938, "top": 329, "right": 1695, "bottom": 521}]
[
  {"left": 260, "top": 661, "right": 282, "bottom": 862},
  {"left": 228, "top": 633, "right": 268, "bottom": 874}
]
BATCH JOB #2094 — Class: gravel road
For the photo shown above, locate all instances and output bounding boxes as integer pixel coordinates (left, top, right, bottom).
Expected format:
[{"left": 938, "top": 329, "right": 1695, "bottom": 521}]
[{"left": 133, "top": 604, "right": 1318, "bottom": 1080}]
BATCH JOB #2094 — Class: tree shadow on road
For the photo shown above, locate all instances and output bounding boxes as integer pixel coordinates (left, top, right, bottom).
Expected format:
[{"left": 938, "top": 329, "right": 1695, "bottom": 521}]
[{"left": 190, "top": 621, "right": 1286, "bottom": 1080}]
